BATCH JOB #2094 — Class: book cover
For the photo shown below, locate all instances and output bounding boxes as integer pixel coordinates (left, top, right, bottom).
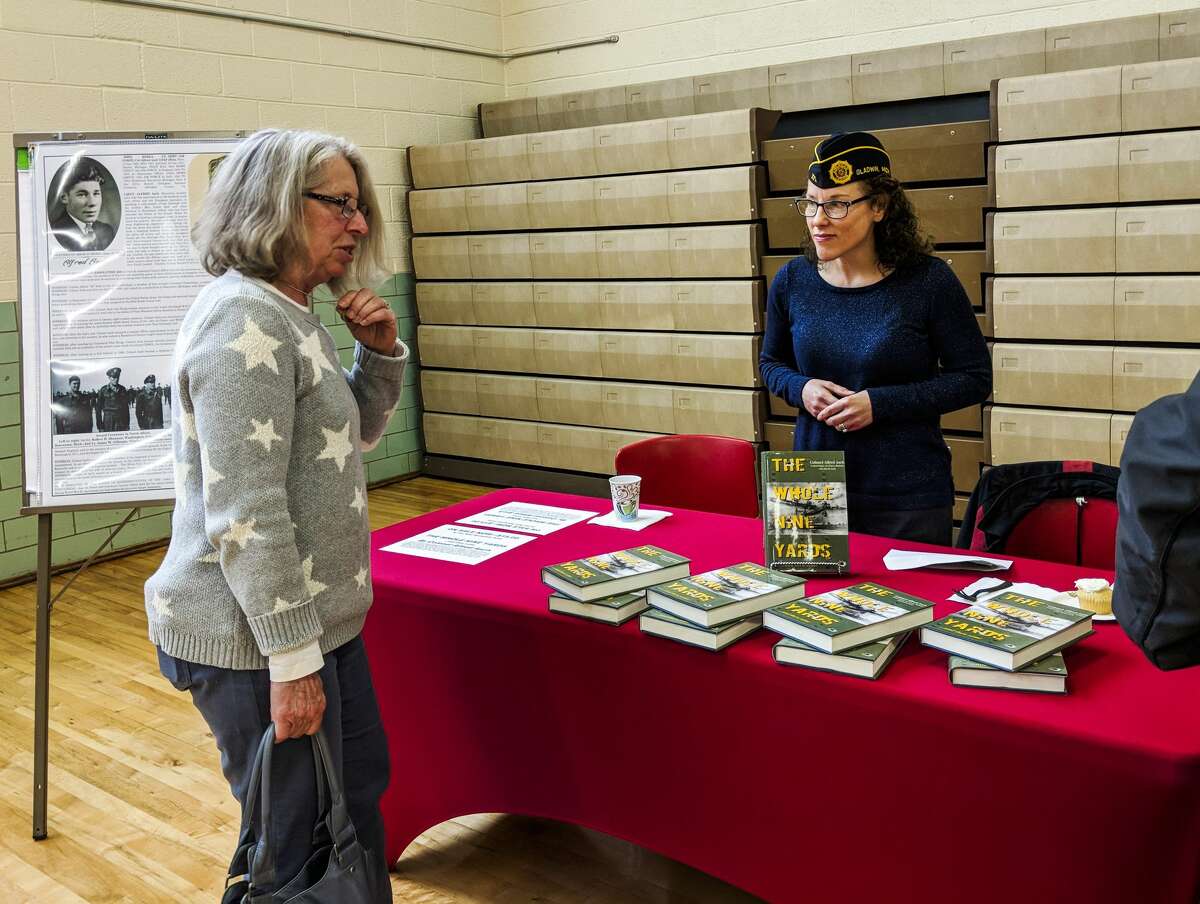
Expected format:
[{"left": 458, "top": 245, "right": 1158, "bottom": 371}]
[
  {"left": 763, "top": 582, "right": 934, "bottom": 653},
  {"left": 761, "top": 451, "right": 849, "bottom": 575},
  {"left": 773, "top": 631, "right": 911, "bottom": 680},
  {"left": 646, "top": 561, "right": 806, "bottom": 628},
  {"left": 541, "top": 545, "right": 690, "bottom": 602},
  {"left": 922, "top": 591, "right": 1092, "bottom": 671},
  {"left": 548, "top": 591, "right": 648, "bottom": 626},
  {"left": 639, "top": 608, "right": 762, "bottom": 652},
  {"left": 949, "top": 652, "right": 1068, "bottom": 694}
]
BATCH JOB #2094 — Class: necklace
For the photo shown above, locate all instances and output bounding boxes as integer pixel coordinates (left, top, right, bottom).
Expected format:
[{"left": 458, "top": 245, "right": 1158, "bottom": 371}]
[{"left": 276, "top": 279, "right": 312, "bottom": 308}]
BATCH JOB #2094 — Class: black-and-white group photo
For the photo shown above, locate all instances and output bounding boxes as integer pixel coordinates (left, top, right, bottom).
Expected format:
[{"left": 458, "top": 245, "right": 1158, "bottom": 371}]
[
  {"left": 51, "top": 365, "right": 171, "bottom": 435},
  {"left": 46, "top": 156, "right": 122, "bottom": 253}
]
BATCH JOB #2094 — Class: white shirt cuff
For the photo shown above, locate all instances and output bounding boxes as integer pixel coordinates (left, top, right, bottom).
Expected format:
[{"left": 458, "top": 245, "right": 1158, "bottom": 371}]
[{"left": 268, "top": 639, "right": 324, "bottom": 682}]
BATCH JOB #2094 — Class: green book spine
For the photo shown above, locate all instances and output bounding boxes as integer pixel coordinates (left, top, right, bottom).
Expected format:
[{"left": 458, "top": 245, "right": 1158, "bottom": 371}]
[
  {"left": 948, "top": 652, "right": 1067, "bottom": 676},
  {"left": 651, "top": 562, "right": 803, "bottom": 612},
  {"left": 543, "top": 545, "right": 688, "bottom": 589},
  {"left": 761, "top": 451, "right": 850, "bottom": 575}
]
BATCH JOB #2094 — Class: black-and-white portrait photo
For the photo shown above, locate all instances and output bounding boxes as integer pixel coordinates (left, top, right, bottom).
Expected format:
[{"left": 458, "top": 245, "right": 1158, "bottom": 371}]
[
  {"left": 51, "top": 364, "right": 172, "bottom": 436},
  {"left": 50, "top": 374, "right": 96, "bottom": 435},
  {"left": 47, "top": 156, "right": 121, "bottom": 253}
]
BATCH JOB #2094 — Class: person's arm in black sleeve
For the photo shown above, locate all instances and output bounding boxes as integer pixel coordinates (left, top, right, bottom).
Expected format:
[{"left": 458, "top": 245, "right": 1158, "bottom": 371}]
[
  {"left": 868, "top": 259, "right": 991, "bottom": 424},
  {"left": 759, "top": 265, "right": 812, "bottom": 409}
]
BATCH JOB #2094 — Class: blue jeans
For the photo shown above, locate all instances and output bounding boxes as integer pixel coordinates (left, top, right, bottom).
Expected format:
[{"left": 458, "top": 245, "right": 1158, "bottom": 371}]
[{"left": 157, "top": 635, "right": 391, "bottom": 900}]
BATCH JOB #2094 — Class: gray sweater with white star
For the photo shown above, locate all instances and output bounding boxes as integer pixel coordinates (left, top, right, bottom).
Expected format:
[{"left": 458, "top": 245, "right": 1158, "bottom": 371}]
[{"left": 144, "top": 272, "right": 407, "bottom": 670}]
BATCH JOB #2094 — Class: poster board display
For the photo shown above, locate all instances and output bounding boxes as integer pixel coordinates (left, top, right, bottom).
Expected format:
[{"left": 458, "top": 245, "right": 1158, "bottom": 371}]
[{"left": 15, "top": 133, "right": 245, "bottom": 511}]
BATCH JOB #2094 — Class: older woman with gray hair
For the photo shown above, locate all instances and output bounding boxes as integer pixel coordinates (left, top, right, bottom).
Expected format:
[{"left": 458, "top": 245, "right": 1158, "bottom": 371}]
[{"left": 145, "top": 128, "right": 406, "bottom": 900}]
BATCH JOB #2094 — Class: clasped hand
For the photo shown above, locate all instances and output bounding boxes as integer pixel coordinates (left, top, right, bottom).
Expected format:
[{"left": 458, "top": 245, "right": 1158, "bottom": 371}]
[{"left": 801, "top": 379, "right": 874, "bottom": 433}]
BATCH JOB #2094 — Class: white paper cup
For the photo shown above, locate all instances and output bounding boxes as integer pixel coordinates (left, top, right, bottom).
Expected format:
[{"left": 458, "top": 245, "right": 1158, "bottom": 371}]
[{"left": 609, "top": 475, "right": 642, "bottom": 522}]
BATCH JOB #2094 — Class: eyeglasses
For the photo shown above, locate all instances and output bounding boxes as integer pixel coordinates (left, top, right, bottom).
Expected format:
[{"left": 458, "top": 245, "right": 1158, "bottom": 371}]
[
  {"left": 793, "top": 194, "right": 876, "bottom": 220},
  {"left": 304, "top": 191, "right": 369, "bottom": 220}
]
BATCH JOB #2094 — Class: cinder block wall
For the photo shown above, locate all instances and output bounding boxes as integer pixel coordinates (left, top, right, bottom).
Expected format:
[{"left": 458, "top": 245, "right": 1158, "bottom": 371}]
[
  {"left": 0, "top": 0, "right": 504, "bottom": 582},
  {"left": 501, "top": 0, "right": 1186, "bottom": 95}
]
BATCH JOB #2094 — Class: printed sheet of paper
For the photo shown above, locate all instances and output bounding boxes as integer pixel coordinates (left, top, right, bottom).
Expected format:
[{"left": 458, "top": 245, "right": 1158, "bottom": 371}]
[
  {"left": 20, "top": 137, "right": 242, "bottom": 508},
  {"left": 883, "top": 549, "right": 1012, "bottom": 572},
  {"left": 381, "top": 524, "right": 536, "bottom": 564},
  {"left": 457, "top": 501, "right": 595, "bottom": 535}
]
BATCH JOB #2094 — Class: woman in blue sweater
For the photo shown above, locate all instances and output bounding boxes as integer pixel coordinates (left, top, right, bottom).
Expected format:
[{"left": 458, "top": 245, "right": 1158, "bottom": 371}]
[{"left": 760, "top": 131, "right": 991, "bottom": 545}]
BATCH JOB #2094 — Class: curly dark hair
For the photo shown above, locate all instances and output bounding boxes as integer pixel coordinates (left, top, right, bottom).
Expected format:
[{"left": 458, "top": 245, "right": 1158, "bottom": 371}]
[{"left": 798, "top": 174, "right": 934, "bottom": 273}]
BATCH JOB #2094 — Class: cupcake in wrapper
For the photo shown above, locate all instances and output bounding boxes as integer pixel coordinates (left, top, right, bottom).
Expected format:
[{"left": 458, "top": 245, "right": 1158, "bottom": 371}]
[{"left": 1074, "top": 578, "right": 1113, "bottom": 615}]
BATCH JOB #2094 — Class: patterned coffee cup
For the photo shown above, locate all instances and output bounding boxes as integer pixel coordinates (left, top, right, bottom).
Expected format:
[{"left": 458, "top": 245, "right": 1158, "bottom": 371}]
[{"left": 609, "top": 475, "right": 641, "bottom": 522}]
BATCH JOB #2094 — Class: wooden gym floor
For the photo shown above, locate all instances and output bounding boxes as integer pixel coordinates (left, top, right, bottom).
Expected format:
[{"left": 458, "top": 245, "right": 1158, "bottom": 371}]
[{"left": 0, "top": 476, "right": 760, "bottom": 903}]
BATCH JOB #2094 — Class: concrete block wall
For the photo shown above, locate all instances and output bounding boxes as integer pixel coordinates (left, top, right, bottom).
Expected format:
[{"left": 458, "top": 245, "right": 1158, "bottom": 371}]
[
  {"left": 501, "top": 0, "right": 1191, "bottom": 96},
  {"left": 0, "top": 0, "right": 503, "bottom": 583}
]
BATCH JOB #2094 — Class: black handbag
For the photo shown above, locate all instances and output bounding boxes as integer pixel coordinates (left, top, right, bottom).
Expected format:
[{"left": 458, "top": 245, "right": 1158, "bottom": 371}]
[{"left": 222, "top": 725, "right": 384, "bottom": 903}]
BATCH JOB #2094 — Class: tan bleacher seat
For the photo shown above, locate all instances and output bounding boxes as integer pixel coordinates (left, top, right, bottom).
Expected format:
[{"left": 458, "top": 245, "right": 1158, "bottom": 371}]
[
  {"left": 992, "top": 343, "right": 1115, "bottom": 409},
  {"left": 944, "top": 31, "right": 1046, "bottom": 94},
  {"left": 990, "top": 407, "right": 1113, "bottom": 466},
  {"left": 990, "top": 277, "right": 1116, "bottom": 341},
  {"left": 993, "top": 137, "right": 1118, "bottom": 208},
  {"left": 1045, "top": 15, "right": 1159, "bottom": 72},
  {"left": 851, "top": 44, "right": 945, "bottom": 104}
]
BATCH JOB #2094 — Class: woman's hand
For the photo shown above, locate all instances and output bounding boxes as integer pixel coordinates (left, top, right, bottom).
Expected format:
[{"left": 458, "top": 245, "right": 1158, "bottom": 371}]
[
  {"left": 270, "top": 673, "right": 326, "bottom": 742},
  {"left": 337, "top": 288, "right": 398, "bottom": 355},
  {"left": 801, "top": 379, "right": 854, "bottom": 418},
  {"left": 818, "top": 390, "right": 874, "bottom": 433}
]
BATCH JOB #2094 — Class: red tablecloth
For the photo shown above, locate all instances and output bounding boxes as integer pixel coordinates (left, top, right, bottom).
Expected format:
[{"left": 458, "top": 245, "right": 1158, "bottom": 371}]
[{"left": 365, "top": 488, "right": 1200, "bottom": 904}]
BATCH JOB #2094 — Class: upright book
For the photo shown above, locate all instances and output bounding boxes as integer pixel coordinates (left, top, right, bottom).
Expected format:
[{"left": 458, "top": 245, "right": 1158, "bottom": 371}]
[
  {"left": 541, "top": 546, "right": 690, "bottom": 602},
  {"left": 645, "top": 562, "right": 807, "bottom": 628},
  {"left": 773, "top": 631, "right": 911, "bottom": 680},
  {"left": 763, "top": 582, "right": 935, "bottom": 653},
  {"left": 921, "top": 591, "right": 1093, "bottom": 671},
  {"left": 761, "top": 451, "right": 849, "bottom": 574},
  {"left": 640, "top": 609, "right": 762, "bottom": 652},
  {"left": 949, "top": 652, "right": 1068, "bottom": 694}
]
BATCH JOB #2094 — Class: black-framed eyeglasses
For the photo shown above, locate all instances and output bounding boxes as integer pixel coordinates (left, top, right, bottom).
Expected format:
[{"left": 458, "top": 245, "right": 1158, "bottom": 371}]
[
  {"left": 304, "top": 191, "right": 369, "bottom": 220},
  {"left": 793, "top": 194, "right": 876, "bottom": 220}
]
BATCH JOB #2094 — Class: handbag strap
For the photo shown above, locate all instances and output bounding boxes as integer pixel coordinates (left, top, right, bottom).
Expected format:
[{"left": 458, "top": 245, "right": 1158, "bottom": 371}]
[
  {"left": 244, "top": 724, "right": 362, "bottom": 893},
  {"left": 249, "top": 725, "right": 281, "bottom": 890},
  {"left": 311, "top": 728, "right": 360, "bottom": 855}
]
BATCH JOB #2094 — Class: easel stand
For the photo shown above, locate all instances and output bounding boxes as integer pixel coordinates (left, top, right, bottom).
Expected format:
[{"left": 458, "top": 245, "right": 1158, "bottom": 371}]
[{"left": 31, "top": 506, "right": 140, "bottom": 840}]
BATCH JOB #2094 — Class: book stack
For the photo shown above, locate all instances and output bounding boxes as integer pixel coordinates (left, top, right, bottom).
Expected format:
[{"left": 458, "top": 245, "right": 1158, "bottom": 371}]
[
  {"left": 542, "top": 546, "right": 691, "bottom": 626},
  {"left": 764, "top": 583, "right": 937, "bottom": 680},
  {"left": 922, "top": 590, "right": 1092, "bottom": 694},
  {"left": 948, "top": 653, "right": 1068, "bottom": 694},
  {"left": 640, "top": 562, "right": 807, "bottom": 652}
]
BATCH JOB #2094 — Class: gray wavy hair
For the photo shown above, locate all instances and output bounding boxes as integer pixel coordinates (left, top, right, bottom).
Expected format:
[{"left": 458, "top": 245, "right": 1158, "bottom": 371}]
[{"left": 192, "top": 129, "right": 386, "bottom": 294}]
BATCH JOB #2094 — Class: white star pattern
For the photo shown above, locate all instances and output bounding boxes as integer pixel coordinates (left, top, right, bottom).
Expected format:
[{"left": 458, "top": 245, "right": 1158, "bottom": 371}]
[
  {"left": 178, "top": 407, "right": 197, "bottom": 443},
  {"left": 173, "top": 459, "right": 191, "bottom": 511},
  {"left": 301, "top": 555, "right": 327, "bottom": 598},
  {"left": 350, "top": 487, "right": 365, "bottom": 515},
  {"left": 298, "top": 329, "right": 337, "bottom": 387},
  {"left": 200, "top": 446, "right": 224, "bottom": 501},
  {"left": 148, "top": 590, "right": 173, "bottom": 618},
  {"left": 226, "top": 317, "right": 282, "bottom": 374},
  {"left": 316, "top": 422, "right": 354, "bottom": 472},
  {"left": 272, "top": 597, "right": 305, "bottom": 614},
  {"left": 221, "top": 517, "right": 262, "bottom": 550},
  {"left": 247, "top": 417, "right": 282, "bottom": 451},
  {"left": 354, "top": 567, "right": 368, "bottom": 589}
]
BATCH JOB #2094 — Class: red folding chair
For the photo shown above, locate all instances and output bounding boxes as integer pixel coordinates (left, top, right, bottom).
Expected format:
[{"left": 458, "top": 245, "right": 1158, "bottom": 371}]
[
  {"left": 614, "top": 435, "right": 759, "bottom": 518},
  {"left": 955, "top": 460, "right": 1120, "bottom": 569}
]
